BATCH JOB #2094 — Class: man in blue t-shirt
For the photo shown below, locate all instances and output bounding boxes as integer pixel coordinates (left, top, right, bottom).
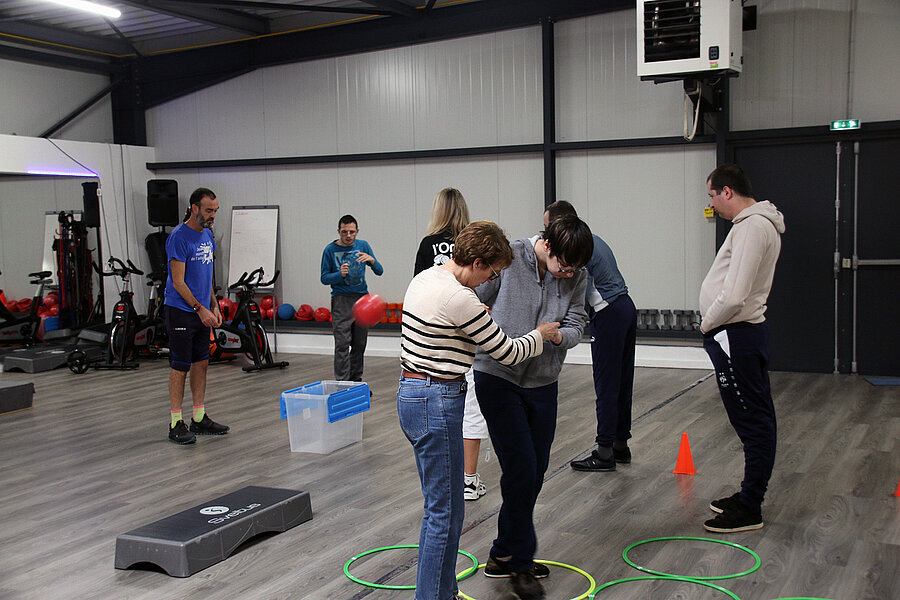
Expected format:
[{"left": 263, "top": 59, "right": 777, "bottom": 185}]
[
  {"left": 320, "top": 214, "right": 383, "bottom": 382},
  {"left": 164, "top": 187, "right": 229, "bottom": 444}
]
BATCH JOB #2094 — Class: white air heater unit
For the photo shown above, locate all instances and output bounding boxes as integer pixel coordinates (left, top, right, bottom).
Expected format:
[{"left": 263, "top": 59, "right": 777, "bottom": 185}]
[{"left": 637, "top": 0, "right": 743, "bottom": 79}]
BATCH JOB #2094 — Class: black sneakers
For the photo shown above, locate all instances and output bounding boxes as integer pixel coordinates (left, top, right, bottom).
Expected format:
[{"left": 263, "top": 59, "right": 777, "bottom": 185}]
[
  {"left": 189, "top": 414, "right": 230, "bottom": 435},
  {"left": 168, "top": 420, "right": 196, "bottom": 444},
  {"left": 704, "top": 502, "right": 764, "bottom": 533},
  {"left": 484, "top": 555, "right": 549, "bottom": 579},
  {"left": 709, "top": 492, "right": 742, "bottom": 514},
  {"left": 569, "top": 449, "right": 616, "bottom": 472},
  {"left": 510, "top": 571, "right": 545, "bottom": 600}
]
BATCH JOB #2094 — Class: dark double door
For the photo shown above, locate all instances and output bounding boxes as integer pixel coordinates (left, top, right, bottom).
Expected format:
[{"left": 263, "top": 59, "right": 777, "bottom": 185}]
[{"left": 730, "top": 135, "right": 899, "bottom": 376}]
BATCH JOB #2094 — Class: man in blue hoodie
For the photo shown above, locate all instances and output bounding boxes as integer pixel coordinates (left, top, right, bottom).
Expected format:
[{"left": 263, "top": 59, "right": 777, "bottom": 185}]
[
  {"left": 320, "top": 215, "right": 383, "bottom": 382},
  {"left": 472, "top": 214, "right": 593, "bottom": 600}
]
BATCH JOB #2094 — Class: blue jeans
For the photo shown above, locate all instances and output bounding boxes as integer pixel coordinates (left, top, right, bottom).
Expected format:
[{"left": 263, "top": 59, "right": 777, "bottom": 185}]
[
  {"left": 474, "top": 370, "right": 557, "bottom": 573},
  {"left": 397, "top": 374, "right": 467, "bottom": 600}
]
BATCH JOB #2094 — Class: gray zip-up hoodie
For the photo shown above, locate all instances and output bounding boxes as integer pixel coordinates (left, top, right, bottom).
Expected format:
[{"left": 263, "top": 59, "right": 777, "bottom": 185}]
[
  {"left": 472, "top": 235, "right": 588, "bottom": 388},
  {"left": 700, "top": 200, "right": 785, "bottom": 333}
]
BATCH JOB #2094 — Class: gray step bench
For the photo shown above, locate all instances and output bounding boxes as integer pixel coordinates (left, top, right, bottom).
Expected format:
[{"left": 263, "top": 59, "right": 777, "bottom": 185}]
[{"left": 115, "top": 486, "right": 312, "bottom": 577}]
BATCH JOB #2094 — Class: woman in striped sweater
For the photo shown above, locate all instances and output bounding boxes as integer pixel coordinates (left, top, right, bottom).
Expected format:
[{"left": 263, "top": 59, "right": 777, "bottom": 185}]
[{"left": 398, "top": 221, "right": 560, "bottom": 600}]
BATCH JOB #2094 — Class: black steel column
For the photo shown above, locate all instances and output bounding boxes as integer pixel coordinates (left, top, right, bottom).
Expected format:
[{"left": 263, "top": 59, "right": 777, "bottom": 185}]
[
  {"left": 542, "top": 17, "right": 556, "bottom": 208},
  {"left": 111, "top": 58, "right": 147, "bottom": 146}
]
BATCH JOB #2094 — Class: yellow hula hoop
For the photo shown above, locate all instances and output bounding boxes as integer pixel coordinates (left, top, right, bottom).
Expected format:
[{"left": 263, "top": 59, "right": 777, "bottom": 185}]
[{"left": 456, "top": 559, "right": 596, "bottom": 600}]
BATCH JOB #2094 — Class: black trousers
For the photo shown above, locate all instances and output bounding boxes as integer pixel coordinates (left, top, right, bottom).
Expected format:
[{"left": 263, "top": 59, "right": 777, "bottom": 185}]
[
  {"left": 589, "top": 293, "right": 637, "bottom": 447},
  {"left": 703, "top": 321, "right": 777, "bottom": 513},
  {"left": 474, "top": 370, "right": 557, "bottom": 573}
]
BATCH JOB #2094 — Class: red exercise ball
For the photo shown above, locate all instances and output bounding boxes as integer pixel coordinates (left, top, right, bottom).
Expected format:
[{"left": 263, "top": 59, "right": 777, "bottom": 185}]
[
  {"left": 17, "top": 298, "right": 32, "bottom": 311},
  {"left": 260, "top": 294, "right": 275, "bottom": 310},
  {"left": 48, "top": 305, "right": 59, "bottom": 317},
  {"left": 265, "top": 307, "right": 275, "bottom": 320},
  {"left": 314, "top": 307, "right": 331, "bottom": 322},
  {"left": 42, "top": 294, "right": 58, "bottom": 308},
  {"left": 352, "top": 294, "right": 386, "bottom": 328},
  {"left": 295, "top": 304, "right": 314, "bottom": 321}
]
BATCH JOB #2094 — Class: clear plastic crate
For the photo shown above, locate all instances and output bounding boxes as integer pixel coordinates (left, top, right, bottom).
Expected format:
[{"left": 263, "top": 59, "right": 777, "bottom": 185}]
[{"left": 279, "top": 380, "right": 369, "bottom": 454}]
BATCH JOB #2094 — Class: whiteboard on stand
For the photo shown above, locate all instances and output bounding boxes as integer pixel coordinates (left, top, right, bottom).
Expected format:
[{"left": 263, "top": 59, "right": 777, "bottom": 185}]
[{"left": 226, "top": 206, "right": 279, "bottom": 290}]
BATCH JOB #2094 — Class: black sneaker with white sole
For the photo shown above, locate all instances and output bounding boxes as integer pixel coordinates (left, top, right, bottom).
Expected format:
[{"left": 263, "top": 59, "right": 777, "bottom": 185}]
[
  {"left": 190, "top": 414, "right": 230, "bottom": 435},
  {"left": 484, "top": 555, "right": 549, "bottom": 579},
  {"left": 703, "top": 503, "right": 763, "bottom": 533},
  {"left": 709, "top": 492, "right": 742, "bottom": 514},
  {"left": 168, "top": 420, "right": 196, "bottom": 444}
]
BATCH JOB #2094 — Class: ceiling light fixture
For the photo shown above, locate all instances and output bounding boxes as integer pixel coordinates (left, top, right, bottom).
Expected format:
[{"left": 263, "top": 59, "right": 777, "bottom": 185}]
[{"left": 38, "top": 0, "right": 122, "bottom": 19}]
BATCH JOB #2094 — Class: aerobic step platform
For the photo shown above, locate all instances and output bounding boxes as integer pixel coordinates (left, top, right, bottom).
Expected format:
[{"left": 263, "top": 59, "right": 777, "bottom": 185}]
[
  {"left": 115, "top": 486, "right": 312, "bottom": 577},
  {"left": 0, "top": 381, "right": 34, "bottom": 415}
]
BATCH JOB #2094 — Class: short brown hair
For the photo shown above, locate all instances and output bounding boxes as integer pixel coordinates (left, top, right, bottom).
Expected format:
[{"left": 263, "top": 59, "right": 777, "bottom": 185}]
[
  {"left": 545, "top": 200, "right": 577, "bottom": 222},
  {"left": 453, "top": 221, "right": 513, "bottom": 268},
  {"left": 544, "top": 214, "right": 593, "bottom": 268}
]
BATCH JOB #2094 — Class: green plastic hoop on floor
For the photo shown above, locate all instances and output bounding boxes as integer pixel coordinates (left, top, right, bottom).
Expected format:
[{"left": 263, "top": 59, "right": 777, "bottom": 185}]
[
  {"left": 622, "top": 536, "right": 761, "bottom": 580},
  {"left": 456, "top": 559, "right": 596, "bottom": 600},
  {"left": 590, "top": 575, "right": 742, "bottom": 600},
  {"left": 343, "top": 544, "right": 478, "bottom": 590}
]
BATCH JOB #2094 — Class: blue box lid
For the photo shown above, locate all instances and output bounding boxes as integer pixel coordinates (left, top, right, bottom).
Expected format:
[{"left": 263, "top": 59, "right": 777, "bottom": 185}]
[{"left": 279, "top": 381, "right": 370, "bottom": 422}]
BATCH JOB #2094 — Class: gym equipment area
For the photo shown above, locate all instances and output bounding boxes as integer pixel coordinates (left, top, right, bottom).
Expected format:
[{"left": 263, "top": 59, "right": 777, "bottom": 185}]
[{"left": 1, "top": 2, "right": 898, "bottom": 600}]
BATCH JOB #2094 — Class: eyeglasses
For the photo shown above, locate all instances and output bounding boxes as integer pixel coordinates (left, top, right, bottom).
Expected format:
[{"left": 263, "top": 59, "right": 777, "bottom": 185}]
[
  {"left": 487, "top": 264, "right": 501, "bottom": 282},
  {"left": 556, "top": 259, "right": 578, "bottom": 274}
]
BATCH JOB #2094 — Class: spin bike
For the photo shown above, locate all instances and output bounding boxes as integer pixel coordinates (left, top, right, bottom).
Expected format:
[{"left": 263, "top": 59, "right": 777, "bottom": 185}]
[
  {"left": 0, "top": 270, "right": 52, "bottom": 346},
  {"left": 211, "top": 267, "right": 289, "bottom": 373},
  {"left": 68, "top": 257, "right": 164, "bottom": 373}
]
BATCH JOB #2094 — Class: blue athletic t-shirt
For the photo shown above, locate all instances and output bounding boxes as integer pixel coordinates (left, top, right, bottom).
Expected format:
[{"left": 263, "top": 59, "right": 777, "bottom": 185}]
[{"left": 164, "top": 223, "right": 216, "bottom": 313}]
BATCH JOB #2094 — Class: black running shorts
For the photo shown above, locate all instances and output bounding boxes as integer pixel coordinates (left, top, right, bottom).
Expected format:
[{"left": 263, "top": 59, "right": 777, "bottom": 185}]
[{"left": 165, "top": 305, "right": 210, "bottom": 371}]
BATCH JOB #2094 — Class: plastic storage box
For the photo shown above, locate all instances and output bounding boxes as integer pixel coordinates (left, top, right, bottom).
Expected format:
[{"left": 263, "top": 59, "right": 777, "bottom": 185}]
[{"left": 279, "top": 380, "right": 369, "bottom": 454}]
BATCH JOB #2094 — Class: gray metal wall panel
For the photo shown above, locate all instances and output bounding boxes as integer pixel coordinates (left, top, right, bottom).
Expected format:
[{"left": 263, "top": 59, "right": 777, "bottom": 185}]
[
  {"left": 555, "top": 11, "right": 684, "bottom": 142},
  {"left": 0, "top": 58, "right": 113, "bottom": 143},
  {"left": 557, "top": 145, "right": 717, "bottom": 310}
]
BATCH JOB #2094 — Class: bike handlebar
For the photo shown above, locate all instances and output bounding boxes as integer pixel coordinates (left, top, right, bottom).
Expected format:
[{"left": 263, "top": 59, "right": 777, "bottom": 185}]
[
  {"left": 95, "top": 256, "right": 144, "bottom": 278},
  {"left": 229, "top": 267, "right": 278, "bottom": 291}
]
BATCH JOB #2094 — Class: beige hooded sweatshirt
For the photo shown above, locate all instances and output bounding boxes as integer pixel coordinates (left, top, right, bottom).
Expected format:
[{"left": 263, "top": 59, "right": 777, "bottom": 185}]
[{"left": 699, "top": 200, "right": 785, "bottom": 333}]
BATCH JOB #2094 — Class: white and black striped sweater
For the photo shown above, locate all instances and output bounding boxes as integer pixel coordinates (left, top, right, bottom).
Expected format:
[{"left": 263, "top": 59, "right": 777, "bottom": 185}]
[{"left": 400, "top": 266, "right": 544, "bottom": 379}]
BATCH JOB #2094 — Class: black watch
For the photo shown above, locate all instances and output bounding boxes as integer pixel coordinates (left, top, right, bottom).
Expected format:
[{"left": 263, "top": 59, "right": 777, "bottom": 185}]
[{"left": 192, "top": 303, "right": 201, "bottom": 312}]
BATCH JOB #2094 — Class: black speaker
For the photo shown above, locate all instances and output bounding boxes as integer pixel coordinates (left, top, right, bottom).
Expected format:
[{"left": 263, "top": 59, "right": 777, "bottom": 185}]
[
  {"left": 147, "top": 179, "right": 180, "bottom": 227},
  {"left": 82, "top": 181, "right": 100, "bottom": 228}
]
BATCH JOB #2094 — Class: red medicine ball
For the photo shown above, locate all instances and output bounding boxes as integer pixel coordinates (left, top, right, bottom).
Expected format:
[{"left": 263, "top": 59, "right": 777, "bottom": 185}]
[
  {"left": 295, "top": 304, "right": 314, "bottom": 321},
  {"left": 314, "top": 307, "right": 331, "bottom": 322}
]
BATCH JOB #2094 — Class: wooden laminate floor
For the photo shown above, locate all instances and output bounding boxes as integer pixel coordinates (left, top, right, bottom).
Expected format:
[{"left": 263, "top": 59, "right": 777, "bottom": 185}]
[{"left": 0, "top": 352, "right": 897, "bottom": 600}]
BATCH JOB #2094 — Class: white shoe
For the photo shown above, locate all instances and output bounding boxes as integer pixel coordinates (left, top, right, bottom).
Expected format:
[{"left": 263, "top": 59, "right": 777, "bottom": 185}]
[{"left": 464, "top": 473, "right": 487, "bottom": 501}]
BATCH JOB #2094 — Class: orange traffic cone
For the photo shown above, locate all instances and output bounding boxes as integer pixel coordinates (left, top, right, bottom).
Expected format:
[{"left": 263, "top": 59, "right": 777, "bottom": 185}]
[
  {"left": 894, "top": 474, "right": 900, "bottom": 497},
  {"left": 673, "top": 432, "right": 697, "bottom": 475}
]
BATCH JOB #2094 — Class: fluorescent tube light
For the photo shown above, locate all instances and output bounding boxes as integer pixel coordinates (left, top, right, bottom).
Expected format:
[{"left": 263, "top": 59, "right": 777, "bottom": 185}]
[{"left": 38, "top": 0, "right": 121, "bottom": 19}]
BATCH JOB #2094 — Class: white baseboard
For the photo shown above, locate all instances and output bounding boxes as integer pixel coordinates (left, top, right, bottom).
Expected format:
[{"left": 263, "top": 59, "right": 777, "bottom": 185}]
[{"left": 267, "top": 331, "right": 712, "bottom": 370}]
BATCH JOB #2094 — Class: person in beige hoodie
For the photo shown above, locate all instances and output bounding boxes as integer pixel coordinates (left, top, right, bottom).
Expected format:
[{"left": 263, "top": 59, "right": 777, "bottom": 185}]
[{"left": 699, "top": 163, "right": 785, "bottom": 534}]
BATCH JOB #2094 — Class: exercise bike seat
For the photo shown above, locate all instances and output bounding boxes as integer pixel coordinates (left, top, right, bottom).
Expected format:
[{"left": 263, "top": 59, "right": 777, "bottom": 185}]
[{"left": 28, "top": 271, "right": 52, "bottom": 279}]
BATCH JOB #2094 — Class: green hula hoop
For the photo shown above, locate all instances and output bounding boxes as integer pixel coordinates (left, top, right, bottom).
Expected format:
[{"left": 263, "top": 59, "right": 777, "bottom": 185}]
[
  {"left": 456, "top": 559, "right": 596, "bottom": 600},
  {"left": 343, "top": 544, "right": 478, "bottom": 590},
  {"left": 590, "top": 575, "right": 742, "bottom": 600},
  {"left": 623, "top": 536, "right": 761, "bottom": 580}
]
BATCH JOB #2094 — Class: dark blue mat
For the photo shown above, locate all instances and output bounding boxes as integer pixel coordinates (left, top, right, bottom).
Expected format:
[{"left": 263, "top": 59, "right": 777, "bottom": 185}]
[{"left": 865, "top": 377, "right": 900, "bottom": 386}]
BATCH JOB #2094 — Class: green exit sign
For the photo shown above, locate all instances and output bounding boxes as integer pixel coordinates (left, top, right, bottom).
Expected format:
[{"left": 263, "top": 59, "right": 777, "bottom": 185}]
[{"left": 830, "top": 119, "right": 861, "bottom": 131}]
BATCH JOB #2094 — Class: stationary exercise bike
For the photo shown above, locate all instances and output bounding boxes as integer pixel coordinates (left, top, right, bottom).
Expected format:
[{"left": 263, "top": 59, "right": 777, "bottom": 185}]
[
  {"left": 0, "top": 270, "right": 52, "bottom": 346},
  {"left": 68, "top": 257, "right": 164, "bottom": 373},
  {"left": 210, "top": 267, "right": 289, "bottom": 373}
]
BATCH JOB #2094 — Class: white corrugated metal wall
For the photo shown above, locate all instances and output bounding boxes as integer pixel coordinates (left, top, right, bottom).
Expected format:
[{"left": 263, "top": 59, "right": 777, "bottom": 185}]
[{"left": 2, "top": 2, "right": 897, "bottom": 312}]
